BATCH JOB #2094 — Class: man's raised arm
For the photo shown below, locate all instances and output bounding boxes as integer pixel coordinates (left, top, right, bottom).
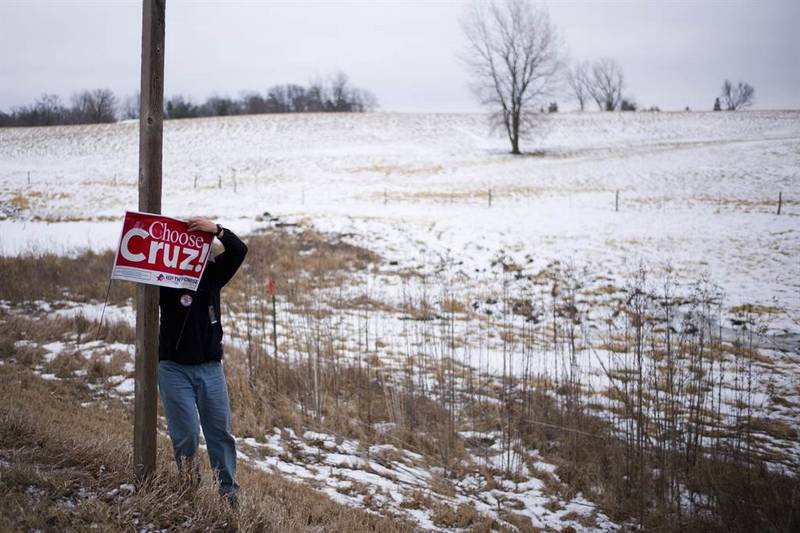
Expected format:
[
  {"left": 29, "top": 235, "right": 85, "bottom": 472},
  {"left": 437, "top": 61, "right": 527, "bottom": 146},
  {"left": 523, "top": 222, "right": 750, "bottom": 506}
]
[{"left": 187, "top": 217, "right": 248, "bottom": 288}]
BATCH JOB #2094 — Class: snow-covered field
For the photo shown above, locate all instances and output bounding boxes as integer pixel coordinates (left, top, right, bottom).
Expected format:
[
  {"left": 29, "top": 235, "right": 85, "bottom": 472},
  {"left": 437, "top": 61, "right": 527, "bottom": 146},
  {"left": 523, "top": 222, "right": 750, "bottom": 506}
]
[
  {"left": 1, "top": 111, "right": 798, "bottom": 336},
  {"left": 2, "top": 110, "right": 798, "bottom": 530}
]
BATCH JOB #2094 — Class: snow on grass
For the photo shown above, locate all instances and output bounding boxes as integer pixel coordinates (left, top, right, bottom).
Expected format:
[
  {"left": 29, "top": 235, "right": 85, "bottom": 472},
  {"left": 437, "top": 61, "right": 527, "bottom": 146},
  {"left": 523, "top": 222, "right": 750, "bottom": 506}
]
[
  {"left": 41, "top": 341, "right": 66, "bottom": 362},
  {"left": 113, "top": 377, "right": 135, "bottom": 394},
  {"left": 1, "top": 111, "right": 797, "bottom": 525},
  {"left": 235, "top": 427, "right": 618, "bottom": 531},
  {"left": 1, "top": 111, "right": 796, "bottom": 336},
  {"left": 49, "top": 302, "right": 135, "bottom": 328}
]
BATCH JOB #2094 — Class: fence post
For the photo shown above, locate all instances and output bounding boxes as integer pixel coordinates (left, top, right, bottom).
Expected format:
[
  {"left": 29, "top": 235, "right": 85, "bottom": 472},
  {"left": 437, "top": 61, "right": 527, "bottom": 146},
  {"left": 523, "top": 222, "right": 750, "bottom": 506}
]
[
  {"left": 615, "top": 190, "right": 619, "bottom": 212},
  {"left": 272, "top": 294, "right": 278, "bottom": 359},
  {"left": 266, "top": 278, "right": 278, "bottom": 359},
  {"left": 777, "top": 191, "right": 782, "bottom": 215}
]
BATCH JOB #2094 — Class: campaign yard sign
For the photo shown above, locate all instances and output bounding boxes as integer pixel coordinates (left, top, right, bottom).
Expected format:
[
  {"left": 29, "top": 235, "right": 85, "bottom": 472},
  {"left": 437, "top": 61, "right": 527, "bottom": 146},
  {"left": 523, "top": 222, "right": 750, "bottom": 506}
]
[{"left": 111, "top": 211, "right": 213, "bottom": 290}]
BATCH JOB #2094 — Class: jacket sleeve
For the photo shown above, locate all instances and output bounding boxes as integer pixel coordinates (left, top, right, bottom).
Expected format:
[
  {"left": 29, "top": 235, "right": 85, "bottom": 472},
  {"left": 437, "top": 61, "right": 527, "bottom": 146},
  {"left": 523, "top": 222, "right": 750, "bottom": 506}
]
[{"left": 210, "top": 226, "right": 248, "bottom": 288}]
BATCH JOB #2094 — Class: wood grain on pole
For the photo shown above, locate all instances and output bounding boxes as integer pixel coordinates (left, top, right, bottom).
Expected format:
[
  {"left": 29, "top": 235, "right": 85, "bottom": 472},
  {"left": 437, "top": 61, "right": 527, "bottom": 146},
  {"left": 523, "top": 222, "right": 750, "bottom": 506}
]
[{"left": 135, "top": 0, "right": 165, "bottom": 482}]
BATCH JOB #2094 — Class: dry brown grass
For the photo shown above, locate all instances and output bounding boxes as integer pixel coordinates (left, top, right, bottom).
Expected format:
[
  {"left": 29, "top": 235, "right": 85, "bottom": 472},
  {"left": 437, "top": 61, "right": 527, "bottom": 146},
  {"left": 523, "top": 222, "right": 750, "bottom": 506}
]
[
  {"left": 728, "top": 303, "right": 784, "bottom": 315},
  {"left": 0, "top": 314, "right": 134, "bottom": 360},
  {"left": 230, "top": 226, "right": 379, "bottom": 307},
  {"left": 3, "top": 223, "right": 799, "bottom": 532},
  {"left": 349, "top": 163, "right": 443, "bottom": 176},
  {"left": 0, "top": 250, "right": 133, "bottom": 305},
  {"left": 0, "top": 363, "right": 414, "bottom": 532},
  {"left": 430, "top": 501, "right": 482, "bottom": 529},
  {"left": 7, "top": 193, "right": 31, "bottom": 210}
]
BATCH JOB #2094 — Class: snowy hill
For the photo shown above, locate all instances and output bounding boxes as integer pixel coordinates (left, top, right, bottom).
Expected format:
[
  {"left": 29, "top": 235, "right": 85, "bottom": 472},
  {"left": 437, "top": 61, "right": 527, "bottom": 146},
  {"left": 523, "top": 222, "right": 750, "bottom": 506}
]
[
  {"left": 1, "top": 111, "right": 798, "bottom": 335},
  {"left": 1, "top": 111, "right": 799, "bottom": 530}
]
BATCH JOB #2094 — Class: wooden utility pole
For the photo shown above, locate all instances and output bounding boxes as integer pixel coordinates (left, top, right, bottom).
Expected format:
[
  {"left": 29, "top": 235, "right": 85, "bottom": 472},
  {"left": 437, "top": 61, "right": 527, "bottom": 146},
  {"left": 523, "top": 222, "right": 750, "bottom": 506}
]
[{"left": 134, "top": 0, "right": 165, "bottom": 482}]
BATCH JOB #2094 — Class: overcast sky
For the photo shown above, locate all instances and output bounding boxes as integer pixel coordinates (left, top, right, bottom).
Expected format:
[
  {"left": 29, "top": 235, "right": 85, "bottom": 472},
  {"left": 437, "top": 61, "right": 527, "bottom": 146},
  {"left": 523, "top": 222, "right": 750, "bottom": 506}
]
[{"left": 1, "top": 0, "right": 798, "bottom": 113}]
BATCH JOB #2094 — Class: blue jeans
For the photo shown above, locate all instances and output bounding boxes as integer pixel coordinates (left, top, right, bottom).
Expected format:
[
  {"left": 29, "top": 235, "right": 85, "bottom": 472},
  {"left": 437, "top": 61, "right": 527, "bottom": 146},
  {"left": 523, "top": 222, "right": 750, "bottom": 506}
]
[{"left": 158, "top": 360, "right": 239, "bottom": 496}]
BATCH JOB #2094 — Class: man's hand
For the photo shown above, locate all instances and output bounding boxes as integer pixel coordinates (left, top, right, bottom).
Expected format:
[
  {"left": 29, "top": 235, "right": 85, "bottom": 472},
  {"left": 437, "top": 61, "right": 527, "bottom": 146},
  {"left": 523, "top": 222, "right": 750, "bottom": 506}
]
[{"left": 186, "top": 216, "right": 217, "bottom": 234}]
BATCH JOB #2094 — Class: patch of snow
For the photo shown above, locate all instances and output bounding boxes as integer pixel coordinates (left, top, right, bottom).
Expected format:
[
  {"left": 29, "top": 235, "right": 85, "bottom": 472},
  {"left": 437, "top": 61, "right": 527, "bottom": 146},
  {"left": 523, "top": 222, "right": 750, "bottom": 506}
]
[
  {"left": 114, "top": 378, "right": 135, "bottom": 394},
  {"left": 41, "top": 341, "right": 66, "bottom": 362}
]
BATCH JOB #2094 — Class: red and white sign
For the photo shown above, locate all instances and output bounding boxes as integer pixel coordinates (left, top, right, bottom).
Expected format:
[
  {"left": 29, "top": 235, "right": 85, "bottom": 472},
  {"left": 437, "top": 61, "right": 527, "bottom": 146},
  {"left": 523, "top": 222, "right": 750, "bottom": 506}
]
[{"left": 111, "top": 211, "right": 213, "bottom": 290}]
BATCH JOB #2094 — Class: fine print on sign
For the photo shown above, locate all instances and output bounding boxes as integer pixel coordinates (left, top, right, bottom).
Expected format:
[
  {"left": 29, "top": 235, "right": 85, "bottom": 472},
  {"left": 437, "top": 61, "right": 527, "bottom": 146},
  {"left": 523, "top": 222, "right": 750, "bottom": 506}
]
[{"left": 111, "top": 211, "right": 214, "bottom": 290}]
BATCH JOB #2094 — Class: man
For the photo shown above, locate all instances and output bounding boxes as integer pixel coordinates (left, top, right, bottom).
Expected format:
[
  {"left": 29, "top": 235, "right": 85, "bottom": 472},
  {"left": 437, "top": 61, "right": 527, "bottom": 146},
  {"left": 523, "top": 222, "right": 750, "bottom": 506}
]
[{"left": 157, "top": 216, "right": 247, "bottom": 504}]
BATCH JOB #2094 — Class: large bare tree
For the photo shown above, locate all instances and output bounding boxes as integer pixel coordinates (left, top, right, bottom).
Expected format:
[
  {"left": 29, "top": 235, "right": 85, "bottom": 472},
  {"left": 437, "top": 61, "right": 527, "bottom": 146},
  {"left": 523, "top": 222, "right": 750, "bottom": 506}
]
[
  {"left": 462, "top": 0, "right": 563, "bottom": 155},
  {"left": 721, "top": 79, "right": 755, "bottom": 110},
  {"left": 566, "top": 60, "right": 591, "bottom": 111},
  {"left": 588, "top": 57, "right": 624, "bottom": 111}
]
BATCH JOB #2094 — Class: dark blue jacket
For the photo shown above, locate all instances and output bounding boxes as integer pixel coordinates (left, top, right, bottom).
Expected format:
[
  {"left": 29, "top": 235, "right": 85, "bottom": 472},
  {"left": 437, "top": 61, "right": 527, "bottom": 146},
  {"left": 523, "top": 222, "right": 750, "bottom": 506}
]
[{"left": 158, "top": 227, "right": 247, "bottom": 364}]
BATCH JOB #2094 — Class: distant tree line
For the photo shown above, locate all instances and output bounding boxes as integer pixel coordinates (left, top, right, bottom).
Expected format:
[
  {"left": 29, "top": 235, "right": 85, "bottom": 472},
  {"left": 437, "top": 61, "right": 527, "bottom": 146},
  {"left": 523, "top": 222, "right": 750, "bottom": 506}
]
[
  {"left": 0, "top": 89, "right": 118, "bottom": 127},
  {"left": 0, "top": 72, "right": 377, "bottom": 128},
  {"left": 163, "top": 72, "right": 376, "bottom": 120}
]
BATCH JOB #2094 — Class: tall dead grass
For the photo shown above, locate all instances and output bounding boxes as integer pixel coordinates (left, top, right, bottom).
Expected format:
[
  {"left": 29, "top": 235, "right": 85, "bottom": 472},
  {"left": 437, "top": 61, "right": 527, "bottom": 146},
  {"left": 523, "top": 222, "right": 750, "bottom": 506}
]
[
  {"left": 0, "top": 364, "right": 413, "bottom": 532},
  {"left": 0, "top": 250, "right": 133, "bottom": 305},
  {"left": 2, "top": 224, "right": 798, "bottom": 531}
]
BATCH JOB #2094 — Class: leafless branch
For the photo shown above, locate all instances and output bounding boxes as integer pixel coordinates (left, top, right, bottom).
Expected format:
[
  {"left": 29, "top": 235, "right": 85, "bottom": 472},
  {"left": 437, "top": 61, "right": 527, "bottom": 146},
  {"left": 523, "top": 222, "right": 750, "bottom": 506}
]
[{"left": 461, "top": 0, "right": 563, "bottom": 154}]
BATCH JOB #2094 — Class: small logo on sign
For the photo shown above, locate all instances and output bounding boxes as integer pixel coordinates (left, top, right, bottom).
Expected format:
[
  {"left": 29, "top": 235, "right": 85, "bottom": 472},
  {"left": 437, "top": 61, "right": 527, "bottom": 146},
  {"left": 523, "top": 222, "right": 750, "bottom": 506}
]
[{"left": 180, "top": 294, "right": 193, "bottom": 307}]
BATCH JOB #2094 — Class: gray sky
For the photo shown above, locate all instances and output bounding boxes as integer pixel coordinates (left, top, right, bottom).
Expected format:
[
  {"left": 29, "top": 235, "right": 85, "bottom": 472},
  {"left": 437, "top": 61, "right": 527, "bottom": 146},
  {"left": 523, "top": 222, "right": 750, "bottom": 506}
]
[{"left": 1, "top": 0, "right": 798, "bottom": 113}]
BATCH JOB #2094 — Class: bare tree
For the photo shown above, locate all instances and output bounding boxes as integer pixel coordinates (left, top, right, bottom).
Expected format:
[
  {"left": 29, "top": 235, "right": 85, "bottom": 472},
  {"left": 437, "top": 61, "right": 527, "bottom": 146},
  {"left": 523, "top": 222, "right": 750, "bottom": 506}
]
[
  {"left": 266, "top": 85, "right": 289, "bottom": 112},
  {"left": 306, "top": 77, "right": 328, "bottom": 112},
  {"left": 352, "top": 88, "right": 377, "bottom": 112},
  {"left": 88, "top": 88, "right": 117, "bottom": 122},
  {"left": 71, "top": 89, "right": 117, "bottom": 123},
  {"left": 566, "top": 61, "right": 591, "bottom": 111},
  {"left": 70, "top": 91, "right": 92, "bottom": 122},
  {"left": 588, "top": 58, "right": 624, "bottom": 111},
  {"left": 462, "top": 0, "right": 563, "bottom": 154},
  {"left": 721, "top": 80, "right": 755, "bottom": 111},
  {"left": 286, "top": 84, "right": 307, "bottom": 113},
  {"left": 121, "top": 92, "right": 140, "bottom": 120},
  {"left": 240, "top": 91, "right": 268, "bottom": 114},
  {"left": 33, "top": 94, "right": 68, "bottom": 125},
  {"left": 330, "top": 71, "right": 353, "bottom": 112}
]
